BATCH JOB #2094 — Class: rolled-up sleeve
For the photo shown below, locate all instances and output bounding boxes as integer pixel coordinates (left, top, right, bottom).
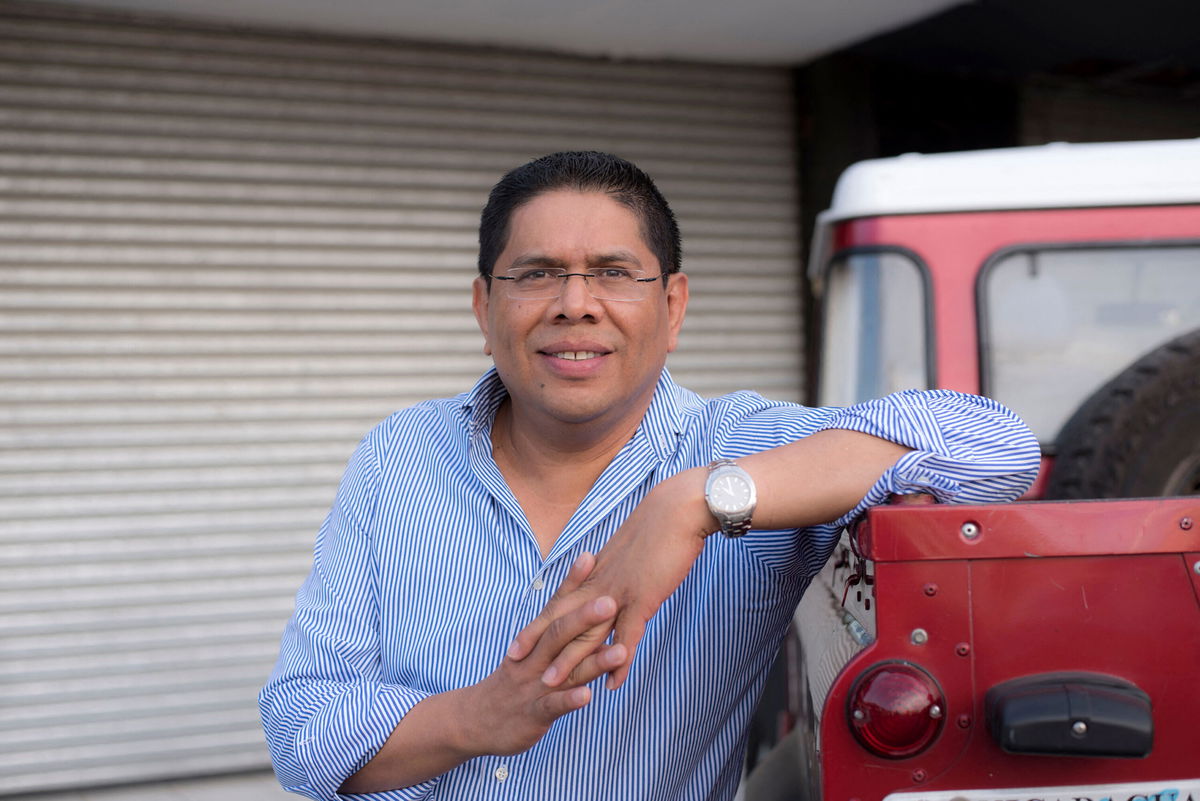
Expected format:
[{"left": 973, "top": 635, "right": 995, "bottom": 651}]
[
  {"left": 707, "top": 387, "right": 1039, "bottom": 577},
  {"left": 258, "top": 434, "right": 441, "bottom": 801},
  {"left": 816, "top": 388, "right": 1040, "bottom": 529}
]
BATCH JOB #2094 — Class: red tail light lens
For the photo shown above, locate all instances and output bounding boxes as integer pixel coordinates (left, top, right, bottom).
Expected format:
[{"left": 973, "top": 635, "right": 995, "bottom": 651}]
[{"left": 848, "top": 661, "right": 945, "bottom": 758}]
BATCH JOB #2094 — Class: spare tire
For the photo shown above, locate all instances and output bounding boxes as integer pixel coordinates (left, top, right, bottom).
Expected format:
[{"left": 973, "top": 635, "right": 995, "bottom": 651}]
[{"left": 1044, "top": 327, "right": 1200, "bottom": 499}]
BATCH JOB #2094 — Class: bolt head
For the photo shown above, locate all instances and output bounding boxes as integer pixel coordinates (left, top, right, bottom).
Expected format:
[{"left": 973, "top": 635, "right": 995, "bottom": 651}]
[
  {"left": 1071, "top": 720, "right": 1088, "bottom": 737},
  {"left": 1194, "top": 560, "right": 1200, "bottom": 575},
  {"left": 923, "top": 583, "right": 938, "bottom": 596},
  {"left": 956, "top": 642, "right": 971, "bottom": 656},
  {"left": 929, "top": 704, "right": 943, "bottom": 719},
  {"left": 910, "top": 628, "right": 929, "bottom": 645},
  {"left": 960, "top": 521, "right": 980, "bottom": 539},
  {"left": 911, "top": 769, "right": 928, "bottom": 783},
  {"left": 1181, "top": 516, "right": 1193, "bottom": 530},
  {"left": 956, "top": 714, "right": 972, "bottom": 729}
]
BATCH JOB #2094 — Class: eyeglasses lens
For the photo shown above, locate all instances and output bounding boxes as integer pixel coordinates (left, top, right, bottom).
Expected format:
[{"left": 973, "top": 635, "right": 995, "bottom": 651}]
[{"left": 497, "top": 269, "right": 657, "bottom": 301}]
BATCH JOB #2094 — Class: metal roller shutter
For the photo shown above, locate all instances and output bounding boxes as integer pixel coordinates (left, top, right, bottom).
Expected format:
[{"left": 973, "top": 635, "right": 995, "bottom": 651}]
[{"left": 0, "top": 2, "right": 803, "bottom": 794}]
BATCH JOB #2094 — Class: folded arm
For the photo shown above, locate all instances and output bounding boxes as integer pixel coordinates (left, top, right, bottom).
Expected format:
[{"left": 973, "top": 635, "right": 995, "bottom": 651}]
[{"left": 510, "top": 389, "right": 1040, "bottom": 689}]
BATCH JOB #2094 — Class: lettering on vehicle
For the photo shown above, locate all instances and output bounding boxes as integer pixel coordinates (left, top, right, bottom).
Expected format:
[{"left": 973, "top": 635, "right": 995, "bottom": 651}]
[
  {"left": 1069, "top": 790, "right": 1191, "bottom": 801},
  {"left": 900, "top": 788, "right": 1197, "bottom": 801}
]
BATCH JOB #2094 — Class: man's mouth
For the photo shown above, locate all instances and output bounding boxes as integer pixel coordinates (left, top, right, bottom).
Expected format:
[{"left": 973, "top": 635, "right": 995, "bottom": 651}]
[{"left": 550, "top": 351, "right": 602, "bottom": 361}]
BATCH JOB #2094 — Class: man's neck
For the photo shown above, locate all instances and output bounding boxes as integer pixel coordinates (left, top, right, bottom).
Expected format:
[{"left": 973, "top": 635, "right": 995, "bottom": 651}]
[
  {"left": 492, "top": 398, "right": 645, "bottom": 484},
  {"left": 489, "top": 397, "right": 651, "bottom": 557}
]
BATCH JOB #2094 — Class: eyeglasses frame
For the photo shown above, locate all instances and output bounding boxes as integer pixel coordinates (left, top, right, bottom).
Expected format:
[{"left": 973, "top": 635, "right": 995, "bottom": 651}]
[{"left": 489, "top": 270, "right": 664, "bottom": 301}]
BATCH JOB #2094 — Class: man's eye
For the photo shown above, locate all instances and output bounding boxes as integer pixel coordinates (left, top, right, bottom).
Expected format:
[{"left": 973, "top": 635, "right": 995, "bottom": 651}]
[
  {"left": 594, "top": 268, "right": 634, "bottom": 280},
  {"left": 514, "top": 269, "right": 554, "bottom": 282}
]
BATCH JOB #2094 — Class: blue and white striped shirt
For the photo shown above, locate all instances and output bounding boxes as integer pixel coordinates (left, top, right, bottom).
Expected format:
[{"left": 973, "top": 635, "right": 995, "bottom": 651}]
[{"left": 260, "top": 368, "right": 1038, "bottom": 801}]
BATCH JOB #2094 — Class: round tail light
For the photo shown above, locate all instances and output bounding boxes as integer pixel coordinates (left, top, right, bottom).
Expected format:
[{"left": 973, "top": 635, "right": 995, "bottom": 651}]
[{"left": 848, "top": 661, "right": 945, "bottom": 758}]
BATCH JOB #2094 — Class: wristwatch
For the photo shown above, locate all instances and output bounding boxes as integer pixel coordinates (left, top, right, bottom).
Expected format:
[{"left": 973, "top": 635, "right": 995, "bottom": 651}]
[{"left": 704, "top": 459, "right": 757, "bottom": 538}]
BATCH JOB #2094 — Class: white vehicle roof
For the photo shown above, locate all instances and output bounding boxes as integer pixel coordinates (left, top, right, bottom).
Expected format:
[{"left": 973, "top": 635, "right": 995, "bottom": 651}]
[{"left": 822, "top": 138, "right": 1200, "bottom": 222}]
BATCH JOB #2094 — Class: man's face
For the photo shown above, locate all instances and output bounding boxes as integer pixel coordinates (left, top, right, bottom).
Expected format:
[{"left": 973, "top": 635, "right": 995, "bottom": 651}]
[{"left": 472, "top": 189, "right": 688, "bottom": 432}]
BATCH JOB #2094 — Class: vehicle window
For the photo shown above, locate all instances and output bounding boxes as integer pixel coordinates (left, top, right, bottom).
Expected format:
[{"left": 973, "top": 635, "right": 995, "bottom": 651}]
[
  {"left": 819, "top": 251, "right": 928, "bottom": 407},
  {"left": 983, "top": 245, "right": 1200, "bottom": 445}
]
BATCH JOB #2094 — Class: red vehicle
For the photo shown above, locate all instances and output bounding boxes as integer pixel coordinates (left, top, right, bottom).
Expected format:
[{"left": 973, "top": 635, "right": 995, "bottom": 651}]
[{"left": 746, "top": 139, "right": 1200, "bottom": 801}]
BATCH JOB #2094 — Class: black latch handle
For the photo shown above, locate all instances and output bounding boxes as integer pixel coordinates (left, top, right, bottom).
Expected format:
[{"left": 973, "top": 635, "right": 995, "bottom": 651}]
[{"left": 985, "top": 672, "right": 1153, "bottom": 758}]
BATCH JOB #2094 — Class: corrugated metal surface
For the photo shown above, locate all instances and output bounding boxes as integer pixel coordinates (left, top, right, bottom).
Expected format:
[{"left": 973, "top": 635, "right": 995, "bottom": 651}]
[{"left": 0, "top": 2, "right": 803, "bottom": 794}]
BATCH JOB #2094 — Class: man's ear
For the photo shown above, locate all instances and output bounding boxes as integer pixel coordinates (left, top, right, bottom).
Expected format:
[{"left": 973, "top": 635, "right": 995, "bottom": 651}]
[
  {"left": 665, "top": 272, "right": 688, "bottom": 353},
  {"left": 471, "top": 275, "right": 493, "bottom": 356}
]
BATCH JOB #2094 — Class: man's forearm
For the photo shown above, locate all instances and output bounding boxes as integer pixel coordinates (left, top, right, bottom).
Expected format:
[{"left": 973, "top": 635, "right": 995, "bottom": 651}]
[
  {"left": 664, "top": 428, "right": 911, "bottom": 539},
  {"left": 339, "top": 689, "right": 476, "bottom": 794},
  {"left": 739, "top": 428, "right": 911, "bottom": 529}
]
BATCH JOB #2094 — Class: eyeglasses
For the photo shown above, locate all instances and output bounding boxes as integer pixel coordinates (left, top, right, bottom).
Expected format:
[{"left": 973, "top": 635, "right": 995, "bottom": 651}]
[{"left": 490, "top": 267, "right": 663, "bottom": 301}]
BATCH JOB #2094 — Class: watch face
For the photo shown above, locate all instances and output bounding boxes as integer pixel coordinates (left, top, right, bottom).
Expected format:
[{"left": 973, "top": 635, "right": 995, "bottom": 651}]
[{"left": 710, "top": 473, "right": 752, "bottom": 513}]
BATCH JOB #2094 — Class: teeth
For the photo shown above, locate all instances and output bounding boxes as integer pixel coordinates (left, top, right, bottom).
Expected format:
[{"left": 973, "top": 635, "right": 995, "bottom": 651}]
[{"left": 555, "top": 351, "right": 600, "bottom": 361}]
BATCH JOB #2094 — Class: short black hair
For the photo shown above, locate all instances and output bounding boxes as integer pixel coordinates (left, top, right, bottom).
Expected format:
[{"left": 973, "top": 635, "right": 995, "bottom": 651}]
[{"left": 478, "top": 151, "right": 681, "bottom": 280}]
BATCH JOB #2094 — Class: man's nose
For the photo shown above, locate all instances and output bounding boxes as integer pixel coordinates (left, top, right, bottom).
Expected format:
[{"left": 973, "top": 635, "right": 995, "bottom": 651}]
[{"left": 556, "top": 273, "right": 602, "bottom": 317}]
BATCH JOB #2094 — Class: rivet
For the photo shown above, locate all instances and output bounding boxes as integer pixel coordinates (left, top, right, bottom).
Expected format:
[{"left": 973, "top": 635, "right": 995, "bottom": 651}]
[
  {"left": 1072, "top": 720, "right": 1088, "bottom": 737},
  {"left": 923, "top": 583, "right": 938, "bottom": 596},
  {"left": 956, "top": 714, "right": 972, "bottom": 729},
  {"left": 956, "top": 642, "right": 971, "bottom": 657},
  {"left": 1194, "top": 561, "right": 1200, "bottom": 575},
  {"left": 910, "top": 628, "right": 929, "bottom": 645},
  {"left": 961, "top": 521, "right": 980, "bottom": 539},
  {"left": 1181, "top": 517, "right": 1193, "bottom": 530},
  {"left": 852, "top": 708, "right": 866, "bottom": 721},
  {"left": 912, "top": 768, "right": 928, "bottom": 783},
  {"left": 929, "top": 704, "right": 943, "bottom": 719}
]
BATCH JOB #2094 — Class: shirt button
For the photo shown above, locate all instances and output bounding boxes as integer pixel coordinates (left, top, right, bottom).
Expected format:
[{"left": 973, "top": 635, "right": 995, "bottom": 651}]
[
  {"left": 494, "top": 764, "right": 509, "bottom": 782},
  {"left": 531, "top": 577, "right": 545, "bottom": 591}
]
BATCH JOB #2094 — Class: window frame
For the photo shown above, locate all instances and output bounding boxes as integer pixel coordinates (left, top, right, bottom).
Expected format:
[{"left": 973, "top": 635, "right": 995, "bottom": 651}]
[
  {"left": 975, "top": 238, "right": 1200, "bottom": 450},
  {"left": 817, "top": 245, "right": 937, "bottom": 407}
]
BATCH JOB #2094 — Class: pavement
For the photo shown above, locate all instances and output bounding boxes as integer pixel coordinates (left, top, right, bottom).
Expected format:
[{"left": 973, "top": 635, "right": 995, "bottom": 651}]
[
  {"left": 10, "top": 770, "right": 749, "bottom": 800},
  {"left": 7, "top": 772, "right": 294, "bottom": 801}
]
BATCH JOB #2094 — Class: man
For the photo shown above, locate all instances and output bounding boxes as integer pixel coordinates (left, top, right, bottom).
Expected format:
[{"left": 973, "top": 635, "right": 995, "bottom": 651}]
[{"left": 260, "top": 151, "right": 1038, "bottom": 800}]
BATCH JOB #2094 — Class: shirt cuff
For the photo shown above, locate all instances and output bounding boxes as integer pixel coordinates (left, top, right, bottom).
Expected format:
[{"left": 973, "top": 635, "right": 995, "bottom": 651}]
[
  {"left": 813, "top": 388, "right": 1039, "bottom": 529},
  {"left": 294, "top": 683, "right": 443, "bottom": 801},
  {"left": 827, "top": 449, "right": 961, "bottom": 530}
]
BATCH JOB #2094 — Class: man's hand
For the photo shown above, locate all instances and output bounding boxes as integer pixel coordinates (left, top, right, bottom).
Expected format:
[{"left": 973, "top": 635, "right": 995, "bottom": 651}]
[
  {"left": 340, "top": 552, "right": 629, "bottom": 794},
  {"left": 459, "top": 552, "right": 630, "bottom": 755},
  {"left": 506, "top": 470, "right": 711, "bottom": 691}
]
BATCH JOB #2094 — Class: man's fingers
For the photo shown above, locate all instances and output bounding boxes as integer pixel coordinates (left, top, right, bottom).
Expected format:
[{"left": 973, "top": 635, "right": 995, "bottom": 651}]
[
  {"left": 559, "top": 550, "right": 596, "bottom": 595},
  {"left": 507, "top": 552, "right": 595, "bottom": 662},
  {"left": 533, "top": 642, "right": 625, "bottom": 721},
  {"left": 561, "top": 643, "right": 628, "bottom": 688},
  {"left": 535, "top": 685, "right": 592, "bottom": 723},
  {"left": 538, "top": 596, "right": 618, "bottom": 686},
  {"left": 605, "top": 616, "right": 647, "bottom": 690}
]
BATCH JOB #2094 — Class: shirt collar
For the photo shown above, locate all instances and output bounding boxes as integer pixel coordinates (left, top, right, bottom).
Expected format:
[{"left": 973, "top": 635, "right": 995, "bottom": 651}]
[
  {"left": 460, "top": 366, "right": 685, "bottom": 459},
  {"left": 640, "top": 367, "right": 686, "bottom": 460},
  {"left": 461, "top": 368, "right": 509, "bottom": 438}
]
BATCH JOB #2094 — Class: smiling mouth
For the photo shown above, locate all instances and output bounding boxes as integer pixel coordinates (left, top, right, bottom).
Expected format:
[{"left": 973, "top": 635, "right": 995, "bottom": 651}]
[{"left": 549, "top": 351, "right": 602, "bottom": 361}]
